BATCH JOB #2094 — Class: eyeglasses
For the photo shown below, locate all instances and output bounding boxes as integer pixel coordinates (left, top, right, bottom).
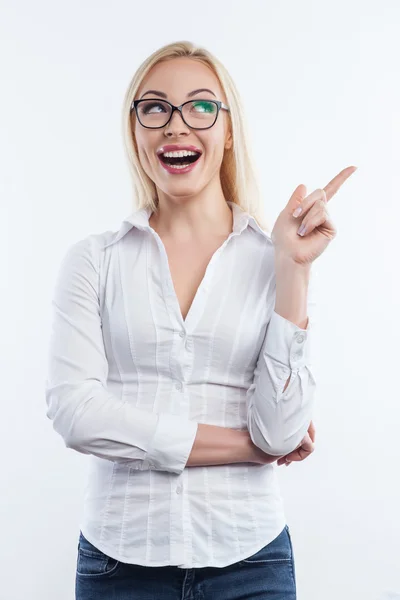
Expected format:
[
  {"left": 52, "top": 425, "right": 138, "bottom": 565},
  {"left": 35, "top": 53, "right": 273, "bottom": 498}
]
[{"left": 131, "top": 98, "right": 230, "bottom": 130}]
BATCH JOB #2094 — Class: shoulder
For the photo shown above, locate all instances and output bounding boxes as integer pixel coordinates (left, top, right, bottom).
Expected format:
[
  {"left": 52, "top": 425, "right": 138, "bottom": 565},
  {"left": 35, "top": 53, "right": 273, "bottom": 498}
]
[
  {"left": 245, "top": 221, "right": 275, "bottom": 262},
  {"left": 64, "top": 231, "right": 112, "bottom": 255},
  {"left": 246, "top": 215, "right": 274, "bottom": 247},
  {"left": 60, "top": 229, "right": 116, "bottom": 272}
]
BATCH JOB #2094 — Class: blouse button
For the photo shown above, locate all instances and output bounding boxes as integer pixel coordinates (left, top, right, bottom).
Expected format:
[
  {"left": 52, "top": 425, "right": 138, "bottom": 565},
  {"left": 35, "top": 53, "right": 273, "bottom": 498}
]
[
  {"left": 175, "top": 382, "right": 183, "bottom": 391},
  {"left": 296, "top": 333, "right": 305, "bottom": 343},
  {"left": 179, "top": 331, "right": 185, "bottom": 338}
]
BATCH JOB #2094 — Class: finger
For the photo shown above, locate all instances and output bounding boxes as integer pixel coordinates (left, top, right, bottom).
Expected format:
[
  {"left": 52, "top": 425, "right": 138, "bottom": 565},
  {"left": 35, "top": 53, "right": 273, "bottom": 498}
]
[
  {"left": 277, "top": 432, "right": 315, "bottom": 465},
  {"left": 277, "top": 456, "right": 293, "bottom": 466},
  {"left": 323, "top": 166, "right": 357, "bottom": 202},
  {"left": 308, "top": 420, "right": 316, "bottom": 443},
  {"left": 276, "top": 457, "right": 290, "bottom": 466},
  {"left": 292, "top": 188, "right": 325, "bottom": 219},
  {"left": 281, "top": 452, "right": 301, "bottom": 463},
  {"left": 297, "top": 206, "right": 335, "bottom": 238},
  {"left": 284, "top": 443, "right": 315, "bottom": 462},
  {"left": 294, "top": 433, "right": 312, "bottom": 452},
  {"left": 288, "top": 184, "right": 307, "bottom": 212},
  {"left": 290, "top": 166, "right": 357, "bottom": 217},
  {"left": 299, "top": 442, "right": 314, "bottom": 455},
  {"left": 295, "top": 196, "right": 328, "bottom": 234},
  {"left": 290, "top": 448, "right": 313, "bottom": 461}
]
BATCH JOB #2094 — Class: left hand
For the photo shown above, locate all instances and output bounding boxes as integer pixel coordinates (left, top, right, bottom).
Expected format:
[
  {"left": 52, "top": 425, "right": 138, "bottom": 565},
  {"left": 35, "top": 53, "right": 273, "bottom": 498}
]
[
  {"left": 271, "top": 166, "right": 357, "bottom": 266},
  {"left": 277, "top": 420, "right": 316, "bottom": 467}
]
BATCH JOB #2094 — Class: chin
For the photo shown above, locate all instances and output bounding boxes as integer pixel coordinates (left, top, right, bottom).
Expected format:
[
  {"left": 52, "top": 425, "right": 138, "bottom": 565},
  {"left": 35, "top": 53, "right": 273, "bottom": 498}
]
[{"left": 162, "top": 186, "right": 201, "bottom": 199}]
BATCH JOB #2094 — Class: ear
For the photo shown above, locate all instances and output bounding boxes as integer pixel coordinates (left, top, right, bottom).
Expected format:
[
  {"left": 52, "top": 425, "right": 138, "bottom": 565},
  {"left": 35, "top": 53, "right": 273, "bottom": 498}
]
[{"left": 224, "top": 130, "right": 233, "bottom": 150}]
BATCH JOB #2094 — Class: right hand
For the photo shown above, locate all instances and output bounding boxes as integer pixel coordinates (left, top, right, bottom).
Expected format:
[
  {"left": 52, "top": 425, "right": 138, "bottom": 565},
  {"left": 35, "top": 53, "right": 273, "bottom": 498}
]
[
  {"left": 276, "top": 421, "right": 316, "bottom": 466},
  {"left": 245, "top": 420, "right": 316, "bottom": 465}
]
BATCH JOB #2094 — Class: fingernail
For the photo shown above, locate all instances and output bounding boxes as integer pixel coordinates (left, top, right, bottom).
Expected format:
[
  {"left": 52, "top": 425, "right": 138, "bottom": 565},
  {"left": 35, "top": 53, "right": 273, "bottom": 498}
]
[
  {"left": 297, "top": 223, "right": 307, "bottom": 236},
  {"left": 292, "top": 206, "right": 302, "bottom": 218}
]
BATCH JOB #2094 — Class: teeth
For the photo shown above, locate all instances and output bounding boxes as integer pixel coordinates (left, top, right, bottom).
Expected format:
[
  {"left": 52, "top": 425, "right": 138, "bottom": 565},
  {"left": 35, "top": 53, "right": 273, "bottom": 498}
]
[
  {"left": 161, "top": 150, "right": 199, "bottom": 158},
  {"left": 167, "top": 163, "right": 192, "bottom": 169}
]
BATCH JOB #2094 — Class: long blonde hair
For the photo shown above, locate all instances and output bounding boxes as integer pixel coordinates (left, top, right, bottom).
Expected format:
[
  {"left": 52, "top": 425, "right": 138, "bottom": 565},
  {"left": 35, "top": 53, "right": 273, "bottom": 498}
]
[{"left": 121, "top": 40, "right": 270, "bottom": 232}]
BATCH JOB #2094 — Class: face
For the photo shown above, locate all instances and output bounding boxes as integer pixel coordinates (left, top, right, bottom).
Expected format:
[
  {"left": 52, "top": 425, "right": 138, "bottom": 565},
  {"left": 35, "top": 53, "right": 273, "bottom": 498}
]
[{"left": 132, "top": 57, "right": 232, "bottom": 204}]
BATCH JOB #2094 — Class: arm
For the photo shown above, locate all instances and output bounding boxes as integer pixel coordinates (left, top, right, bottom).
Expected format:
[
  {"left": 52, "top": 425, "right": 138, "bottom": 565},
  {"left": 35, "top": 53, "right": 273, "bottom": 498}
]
[
  {"left": 275, "top": 255, "right": 311, "bottom": 392},
  {"left": 45, "top": 237, "right": 198, "bottom": 475},
  {"left": 45, "top": 237, "right": 258, "bottom": 475},
  {"left": 186, "top": 425, "right": 261, "bottom": 467},
  {"left": 246, "top": 255, "right": 317, "bottom": 456}
]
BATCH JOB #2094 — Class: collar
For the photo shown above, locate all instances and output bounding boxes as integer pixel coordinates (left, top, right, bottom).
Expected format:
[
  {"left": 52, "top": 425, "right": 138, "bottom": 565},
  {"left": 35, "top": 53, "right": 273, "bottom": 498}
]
[{"left": 103, "top": 201, "right": 272, "bottom": 249}]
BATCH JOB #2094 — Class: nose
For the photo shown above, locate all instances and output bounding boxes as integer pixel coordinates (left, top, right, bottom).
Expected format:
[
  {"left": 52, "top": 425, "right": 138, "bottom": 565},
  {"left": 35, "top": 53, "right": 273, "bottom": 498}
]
[{"left": 164, "top": 108, "right": 190, "bottom": 137}]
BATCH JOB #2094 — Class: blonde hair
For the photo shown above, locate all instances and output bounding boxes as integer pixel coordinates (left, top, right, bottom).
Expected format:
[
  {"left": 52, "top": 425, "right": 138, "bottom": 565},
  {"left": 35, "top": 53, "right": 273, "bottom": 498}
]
[{"left": 121, "top": 40, "right": 270, "bottom": 232}]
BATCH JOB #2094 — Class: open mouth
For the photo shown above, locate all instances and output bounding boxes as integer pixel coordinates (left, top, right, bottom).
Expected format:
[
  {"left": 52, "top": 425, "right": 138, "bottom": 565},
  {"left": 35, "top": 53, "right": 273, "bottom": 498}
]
[{"left": 158, "top": 150, "right": 202, "bottom": 169}]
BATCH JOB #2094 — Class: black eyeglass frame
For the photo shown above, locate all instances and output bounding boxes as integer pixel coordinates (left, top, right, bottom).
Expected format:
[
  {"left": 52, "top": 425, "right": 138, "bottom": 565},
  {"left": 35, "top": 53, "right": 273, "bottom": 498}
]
[{"left": 130, "top": 98, "right": 230, "bottom": 130}]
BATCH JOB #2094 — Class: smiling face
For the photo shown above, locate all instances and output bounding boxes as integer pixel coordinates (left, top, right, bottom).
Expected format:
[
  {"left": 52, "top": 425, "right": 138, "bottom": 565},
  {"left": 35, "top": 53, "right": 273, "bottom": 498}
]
[{"left": 132, "top": 57, "right": 232, "bottom": 204}]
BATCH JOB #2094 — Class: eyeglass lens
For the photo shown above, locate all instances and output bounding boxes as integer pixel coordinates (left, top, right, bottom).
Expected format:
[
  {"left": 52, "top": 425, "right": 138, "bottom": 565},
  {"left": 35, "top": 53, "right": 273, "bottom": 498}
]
[{"left": 136, "top": 100, "right": 218, "bottom": 128}]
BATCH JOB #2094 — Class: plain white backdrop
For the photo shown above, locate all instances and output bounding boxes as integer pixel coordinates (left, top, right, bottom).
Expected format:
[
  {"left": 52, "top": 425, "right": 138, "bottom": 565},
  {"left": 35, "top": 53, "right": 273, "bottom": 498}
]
[{"left": 1, "top": 1, "right": 399, "bottom": 599}]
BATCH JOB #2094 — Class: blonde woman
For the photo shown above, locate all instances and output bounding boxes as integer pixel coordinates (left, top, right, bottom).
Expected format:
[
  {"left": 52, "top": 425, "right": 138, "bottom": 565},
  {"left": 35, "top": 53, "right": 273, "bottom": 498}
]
[{"left": 45, "top": 40, "right": 356, "bottom": 599}]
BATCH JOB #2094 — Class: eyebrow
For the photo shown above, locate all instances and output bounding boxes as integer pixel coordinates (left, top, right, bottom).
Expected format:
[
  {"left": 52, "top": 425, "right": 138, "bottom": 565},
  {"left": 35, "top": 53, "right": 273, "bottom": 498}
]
[{"left": 140, "top": 88, "right": 217, "bottom": 99}]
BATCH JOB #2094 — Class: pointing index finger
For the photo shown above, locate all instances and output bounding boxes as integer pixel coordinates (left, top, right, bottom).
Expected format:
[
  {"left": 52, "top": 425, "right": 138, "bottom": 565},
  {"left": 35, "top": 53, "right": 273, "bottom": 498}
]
[{"left": 323, "top": 166, "right": 357, "bottom": 201}]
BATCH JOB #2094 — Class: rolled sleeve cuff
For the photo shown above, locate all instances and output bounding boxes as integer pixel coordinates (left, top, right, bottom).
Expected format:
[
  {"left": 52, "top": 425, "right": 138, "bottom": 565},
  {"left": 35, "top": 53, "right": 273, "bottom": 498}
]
[
  {"left": 263, "top": 309, "right": 313, "bottom": 372},
  {"left": 147, "top": 413, "right": 198, "bottom": 474}
]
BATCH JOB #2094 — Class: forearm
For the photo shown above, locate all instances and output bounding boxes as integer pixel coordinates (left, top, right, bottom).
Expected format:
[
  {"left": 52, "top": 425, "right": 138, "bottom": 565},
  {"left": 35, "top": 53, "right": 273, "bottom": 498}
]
[
  {"left": 186, "top": 424, "right": 253, "bottom": 467},
  {"left": 245, "top": 255, "right": 317, "bottom": 456},
  {"left": 274, "top": 255, "right": 311, "bottom": 391},
  {"left": 274, "top": 253, "right": 311, "bottom": 328}
]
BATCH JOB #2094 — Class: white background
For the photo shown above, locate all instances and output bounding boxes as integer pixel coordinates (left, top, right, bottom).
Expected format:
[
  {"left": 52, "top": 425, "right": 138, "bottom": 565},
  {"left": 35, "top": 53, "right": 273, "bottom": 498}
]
[{"left": 1, "top": 1, "right": 399, "bottom": 599}]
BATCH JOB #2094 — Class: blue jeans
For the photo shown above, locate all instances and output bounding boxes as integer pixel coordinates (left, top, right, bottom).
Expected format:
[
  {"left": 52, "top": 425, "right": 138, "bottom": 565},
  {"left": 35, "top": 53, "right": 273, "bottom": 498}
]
[{"left": 75, "top": 525, "right": 297, "bottom": 599}]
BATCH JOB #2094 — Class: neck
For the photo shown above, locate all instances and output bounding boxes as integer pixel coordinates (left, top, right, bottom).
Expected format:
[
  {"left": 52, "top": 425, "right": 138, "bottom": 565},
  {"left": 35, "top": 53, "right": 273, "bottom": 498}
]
[{"left": 150, "top": 179, "right": 233, "bottom": 240}]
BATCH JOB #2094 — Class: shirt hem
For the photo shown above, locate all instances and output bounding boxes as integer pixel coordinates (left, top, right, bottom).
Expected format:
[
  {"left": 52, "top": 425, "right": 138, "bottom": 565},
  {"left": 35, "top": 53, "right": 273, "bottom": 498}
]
[{"left": 79, "top": 516, "right": 287, "bottom": 569}]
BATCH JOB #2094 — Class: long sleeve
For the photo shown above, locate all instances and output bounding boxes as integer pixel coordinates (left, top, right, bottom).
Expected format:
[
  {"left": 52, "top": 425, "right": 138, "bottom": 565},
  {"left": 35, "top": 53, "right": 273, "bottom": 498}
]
[
  {"left": 246, "top": 269, "right": 317, "bottom": 456},
  {"left": 45, "top": 236, "right": 198, "bottom": 475}
]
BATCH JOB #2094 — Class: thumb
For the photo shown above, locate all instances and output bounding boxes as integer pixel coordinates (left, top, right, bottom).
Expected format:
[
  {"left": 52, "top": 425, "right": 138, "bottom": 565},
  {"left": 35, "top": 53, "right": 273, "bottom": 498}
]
[
  {"left": 288, "top": 184, "right": 307, "bottom": 212},
  {"left": 301, "top": 437, "right": 315, "bottom": 453},
  {"left": 295, "top": 432, "right": 314, "bottom": 453}
]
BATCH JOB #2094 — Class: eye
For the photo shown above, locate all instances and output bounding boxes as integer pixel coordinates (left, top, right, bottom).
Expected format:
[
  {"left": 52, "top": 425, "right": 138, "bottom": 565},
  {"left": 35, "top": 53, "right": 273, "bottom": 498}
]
[
  {"left": 140, "top": 101, "right": 168, "bottom": 115},
  {"left": 190, "top": 100, "right": 216, "bottom": 114}
]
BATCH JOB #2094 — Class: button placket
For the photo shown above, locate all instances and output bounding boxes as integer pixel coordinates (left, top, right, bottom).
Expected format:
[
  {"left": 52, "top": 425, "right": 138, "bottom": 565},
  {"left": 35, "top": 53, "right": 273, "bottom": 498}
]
[
  {"left": 176, "top": 328, "right": 192, "bottom": 378},
  {"left": 179, "top": 329, "right": 193, "bottom": 351}
]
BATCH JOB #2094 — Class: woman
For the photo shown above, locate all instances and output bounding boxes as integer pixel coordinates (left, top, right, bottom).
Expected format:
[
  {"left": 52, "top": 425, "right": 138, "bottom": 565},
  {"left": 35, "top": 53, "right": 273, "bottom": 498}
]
[{"left": 45, "top": 40, "right": 356, "bottom": 599}]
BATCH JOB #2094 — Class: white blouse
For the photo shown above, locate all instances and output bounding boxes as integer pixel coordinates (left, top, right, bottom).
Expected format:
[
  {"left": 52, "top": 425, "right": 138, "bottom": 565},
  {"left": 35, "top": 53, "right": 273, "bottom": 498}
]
[{"left": 45, "top": 201, "right": 317, "bottom": 569}]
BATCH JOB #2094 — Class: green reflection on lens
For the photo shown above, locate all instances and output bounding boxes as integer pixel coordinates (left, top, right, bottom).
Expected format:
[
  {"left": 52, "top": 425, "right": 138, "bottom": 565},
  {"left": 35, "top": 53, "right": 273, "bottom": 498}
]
[{"left": 191, "top": 101, "right": 216, "bottom": 113}]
